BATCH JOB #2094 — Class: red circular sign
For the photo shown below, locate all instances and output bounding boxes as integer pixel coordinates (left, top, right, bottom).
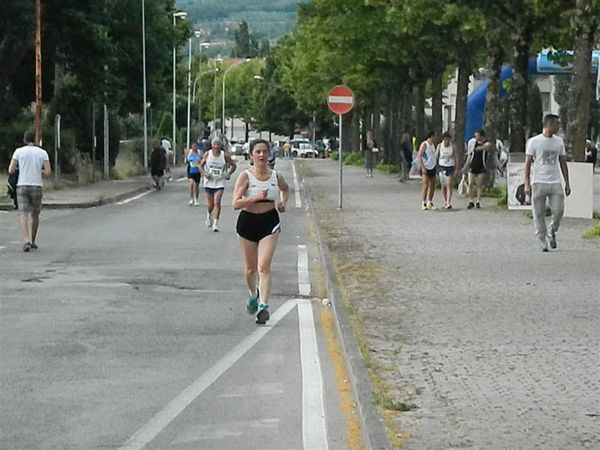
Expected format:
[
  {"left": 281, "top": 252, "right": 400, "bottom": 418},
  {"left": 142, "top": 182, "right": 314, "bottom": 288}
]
[{"left": 327, "top": 85, "right": 354, "bottom": 115}]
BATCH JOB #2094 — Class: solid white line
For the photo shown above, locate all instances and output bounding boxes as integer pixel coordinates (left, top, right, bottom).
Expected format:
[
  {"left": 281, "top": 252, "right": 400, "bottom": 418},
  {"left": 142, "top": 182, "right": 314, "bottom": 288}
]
[
  {"left": 298, "top": 300, "right": 328, "bottom": 450},
  {"left": 0, "top": 246, "right": 6, "bottom": 251},
  {"left": 298, "top": 245, "right": 311, "bottom": 297},
  {"left": 292, "top": 162, "right": 302, "bottom": 208},
  {"left": 327, "top": 95, "right": 353, "bottom": 104},
  {"left": 117, "top": 190, "right": 153, "bottom": 205},
  {"left": 118, "top": 299, "right": 298, "bottom": 450}
]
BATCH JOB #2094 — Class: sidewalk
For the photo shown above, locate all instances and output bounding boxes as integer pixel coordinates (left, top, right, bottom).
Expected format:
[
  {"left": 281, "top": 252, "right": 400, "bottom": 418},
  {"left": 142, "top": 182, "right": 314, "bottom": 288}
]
[
  {"left": 298, "top": 159, "right": 599, "bottom": 449},
  {"left": 0, "top": 169, "right": 186, "bottom": 211}
]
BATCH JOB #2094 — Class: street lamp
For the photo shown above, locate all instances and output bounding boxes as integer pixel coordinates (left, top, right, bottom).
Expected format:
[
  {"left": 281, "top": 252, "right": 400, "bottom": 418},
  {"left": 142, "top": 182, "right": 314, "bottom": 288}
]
[
  {"left": 194, "top": 32, "right": 210, "bottom": 128},
  {"left": 222, "top": 58, "right": 251, "bottom": 140},
  {"left": 142, "top": 0, "right": 148, "bottom": 170},
  {"left": 186, "top": 37, "right": 192, "bottom": 151},
  {"left": 192, "top": 67, "right": 219, "bottom": 128},
  {"left": 213, "top": 56, "right": 223, "bottom": 135},
  {"left": 172, "top": 10, "right": 187, "bottom": 166}
]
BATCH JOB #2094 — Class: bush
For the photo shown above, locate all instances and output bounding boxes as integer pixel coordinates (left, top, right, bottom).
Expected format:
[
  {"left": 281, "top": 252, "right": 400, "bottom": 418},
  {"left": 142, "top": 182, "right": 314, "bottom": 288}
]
[
  {"left": 330, "top": 151, "right": 339, "bottom": 160},
  {"left": 376, "top": 163, "right": 399, "bottom": 173},
  {"left": 343, "top": 151, "right": 364, "bottom": 166},
  {"left": 113, "top": 138, "right": 145, "bottom": 179},
  {"left": 584, "top": 221, "right": 600, "bottom": 238}
]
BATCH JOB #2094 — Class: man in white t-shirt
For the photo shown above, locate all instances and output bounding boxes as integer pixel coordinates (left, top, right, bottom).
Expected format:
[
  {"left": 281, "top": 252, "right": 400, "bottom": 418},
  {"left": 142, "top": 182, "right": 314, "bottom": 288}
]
[
  {"left": 524, "top": 114, "right": 571, "bottom": 252},
  {"left": 8, "top": 130, "right": 52, "bottom": 252}
]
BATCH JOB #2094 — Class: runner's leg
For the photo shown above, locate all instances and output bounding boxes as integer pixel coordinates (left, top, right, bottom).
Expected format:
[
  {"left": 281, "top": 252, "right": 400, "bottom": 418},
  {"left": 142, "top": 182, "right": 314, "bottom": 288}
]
[
  {"left": 257, "top": 234, "right": 279, "bottom": 304},
  {"left": 238, "top": 236, "right": 259, "bottom": 297}
]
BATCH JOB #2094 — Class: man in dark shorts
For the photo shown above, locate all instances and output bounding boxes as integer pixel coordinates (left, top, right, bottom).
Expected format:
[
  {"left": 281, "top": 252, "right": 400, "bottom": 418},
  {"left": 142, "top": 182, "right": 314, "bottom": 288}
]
[
  {"left": 150, "top": 142, "right": 167, "bottom": 190},
  {"left": 8, "top": 130, "right": 52, "bottom": 251}
]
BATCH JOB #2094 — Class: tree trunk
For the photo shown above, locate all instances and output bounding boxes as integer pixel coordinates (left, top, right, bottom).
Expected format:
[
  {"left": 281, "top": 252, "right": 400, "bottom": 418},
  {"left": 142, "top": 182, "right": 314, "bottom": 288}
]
[
  {"left": 454, "top": 60, "right": 471, "bottom": 166},
  {"left": 401, "top": 85, "right": 414, "bottom": 138},
  {"left": 566, "top": 0, "right": 597, "bottom": 161},
  {"left": 507, "top": 23, "right": 532, "bottom": 153},
  {"left": 484, "top": 40, "right": 505, "bottom": 143},
  {"left": 431, "top": 68, "right": 444, "bottom": 135},
  {"left": 414, "top": 82, "right": 426, "bottom": 143},
  {"left": 351, "top": 110, "right": 360, "bottom": 153}
]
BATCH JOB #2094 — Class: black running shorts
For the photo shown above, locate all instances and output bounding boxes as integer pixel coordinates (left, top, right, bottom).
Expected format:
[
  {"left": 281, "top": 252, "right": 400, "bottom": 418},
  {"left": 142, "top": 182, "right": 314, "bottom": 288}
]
[{"left": 236, "top": 208, "right": 281, "bottom": 243}]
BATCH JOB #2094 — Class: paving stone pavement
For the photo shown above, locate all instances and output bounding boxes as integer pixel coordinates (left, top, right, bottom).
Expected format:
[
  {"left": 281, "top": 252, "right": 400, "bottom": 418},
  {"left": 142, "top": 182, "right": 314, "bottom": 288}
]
[{"left": 299, "top": 159, "right": 600, "bottom": 450}]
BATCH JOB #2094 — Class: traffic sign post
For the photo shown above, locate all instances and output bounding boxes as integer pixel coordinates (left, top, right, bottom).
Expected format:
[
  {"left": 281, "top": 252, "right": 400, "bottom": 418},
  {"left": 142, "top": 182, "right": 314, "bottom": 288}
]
[{"left": 327, "top": 85, "right": 354, "bottom": 208}]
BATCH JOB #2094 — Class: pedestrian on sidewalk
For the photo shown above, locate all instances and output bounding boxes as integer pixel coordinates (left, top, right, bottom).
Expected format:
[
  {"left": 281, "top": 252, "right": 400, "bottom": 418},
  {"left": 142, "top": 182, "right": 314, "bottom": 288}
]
[
  {"left": 436, "top": 132, "right": 456, "bottom": 209},
  {"left": 364, "top": 130, "right": 378, "bottom": 178},
  {"left": 200, "top": 137, "right": 237, "bottom": 232},
  {"left": 399, "top": 133, "right": 413, "bottom": 182},
  {"left": 186, "top": 142, "right": 202, "bottom": 206},
  {"left": 418, "top": 131, "right": 438, "bottom": 210},
  {"left": 232, "top": 139, "right": 289, "bottom": 324},
  {"left": 150, "top": 142, "right": 167, "bottom": 190},
  {"left": 463, "top": 129, "right": 489, "bottom": 209},
  {"left": 524, "top": 114, "right": 571, "bottom": 252},
  {"left": 8, "top": 130, "right": 51, "bottom": 252}
]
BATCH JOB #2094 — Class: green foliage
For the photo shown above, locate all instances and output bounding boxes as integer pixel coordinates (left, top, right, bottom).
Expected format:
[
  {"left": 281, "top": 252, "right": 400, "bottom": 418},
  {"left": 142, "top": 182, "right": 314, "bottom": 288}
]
[
  {"left": 375, "top": 163, "right": 399, "bottom": 173},
  {"left": 583, "top": 221, "right": 600, "bottom": 239},
  {"left": 343, "top": 152, "right": 364, "bottom": 166}
]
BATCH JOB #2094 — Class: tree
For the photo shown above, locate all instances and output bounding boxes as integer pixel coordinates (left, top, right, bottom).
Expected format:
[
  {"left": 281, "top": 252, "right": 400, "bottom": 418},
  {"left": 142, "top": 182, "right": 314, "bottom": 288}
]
[{"left": 566, "top": 0, "right": 599, "bottom": 160}]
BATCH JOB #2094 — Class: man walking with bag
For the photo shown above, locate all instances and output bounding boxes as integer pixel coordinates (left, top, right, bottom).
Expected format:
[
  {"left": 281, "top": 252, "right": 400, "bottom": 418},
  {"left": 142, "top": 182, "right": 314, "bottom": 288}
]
[
  {"left": 8, "top": 130, "right": 52, "bottom": 252},
  {"left": 524, "top": 114, "right": 571, "bottom": 252}
]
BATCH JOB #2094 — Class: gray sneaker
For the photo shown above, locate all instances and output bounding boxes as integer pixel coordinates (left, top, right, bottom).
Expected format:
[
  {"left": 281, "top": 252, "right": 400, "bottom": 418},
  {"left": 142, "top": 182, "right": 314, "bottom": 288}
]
[
  {"left": 547, "top": 231, "right": 557, "bottom": 249},
  {"left": 539, "top": 240, "right": 549, "bottom": 252}
]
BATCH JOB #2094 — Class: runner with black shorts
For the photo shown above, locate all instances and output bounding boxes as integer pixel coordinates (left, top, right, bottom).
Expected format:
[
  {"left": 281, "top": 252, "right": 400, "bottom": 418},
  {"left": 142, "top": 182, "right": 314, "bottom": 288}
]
[{"left": 232, "top": 139, "right": 289, "bottom": 324}]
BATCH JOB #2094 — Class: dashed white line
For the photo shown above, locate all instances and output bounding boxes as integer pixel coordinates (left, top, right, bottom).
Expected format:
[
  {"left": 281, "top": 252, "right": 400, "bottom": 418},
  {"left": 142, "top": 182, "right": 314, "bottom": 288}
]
[
  {"left": 297, "top": 244, "right": 311, "bottom": 297},
  {"left": 292, "top": 162, "right": 302, "bottom": 208},
  {"left": 118, "top": 299, "right": 298, "bottom": 450},
  {"left": 117, "top": 190, "right": 153, "bottom": 205},
  {"left": 298, "top": 300, "right": 329, "bottom": 450}
]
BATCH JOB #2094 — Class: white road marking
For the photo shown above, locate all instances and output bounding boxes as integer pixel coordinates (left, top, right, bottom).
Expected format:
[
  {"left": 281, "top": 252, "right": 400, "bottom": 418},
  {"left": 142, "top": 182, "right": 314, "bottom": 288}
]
[
  {"left": 292, "top": 162, "right": 302, "bottom": 208},
  {"left": 117, "top": 190, "right": 153, "bottom": 205},
  {"left": 0, "top": 246, "right": 6, "bottom": 251},
  {"left": 298, "top": 300, "right": 329, "bottom": 450},
  {"left": 297, "top": 245, "right": 311, "bottom": 297},
  {"left": 118, "top": 299, "right": 298, "bottom": 450}
]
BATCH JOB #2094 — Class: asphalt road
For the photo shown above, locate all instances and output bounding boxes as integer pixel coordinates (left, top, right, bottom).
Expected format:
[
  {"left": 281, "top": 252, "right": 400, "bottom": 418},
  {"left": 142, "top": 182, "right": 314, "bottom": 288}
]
[{"left": 0, "top": 160, "right": 349, "bottom": 450}]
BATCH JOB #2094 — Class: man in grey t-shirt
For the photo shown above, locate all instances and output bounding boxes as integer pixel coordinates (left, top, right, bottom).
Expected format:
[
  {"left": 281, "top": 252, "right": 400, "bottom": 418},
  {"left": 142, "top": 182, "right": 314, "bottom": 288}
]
[
  {"left": 8, "top": 130, "right": 52, "bottom": 252},
  {"left": 524, "top": 114, "right": 571, "bottom": 252}
]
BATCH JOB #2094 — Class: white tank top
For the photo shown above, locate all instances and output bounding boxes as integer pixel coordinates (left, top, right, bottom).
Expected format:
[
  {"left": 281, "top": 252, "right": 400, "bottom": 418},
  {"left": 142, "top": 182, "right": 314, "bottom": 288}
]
[
  {"left": 438, "top": 142, "right": 455, "bottom": 167},
  {"left": 244, "top": 169, "right": 279, "bottom": 202},
  {"left": 203, "top": 150, "right": 227, "bottom": 189},
  {"left": 421, "top": 141, "right": 437, "bottom": 170}
]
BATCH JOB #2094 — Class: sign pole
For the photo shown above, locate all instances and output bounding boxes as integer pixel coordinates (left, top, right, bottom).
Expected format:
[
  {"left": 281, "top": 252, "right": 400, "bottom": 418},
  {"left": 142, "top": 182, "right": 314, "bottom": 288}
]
[
  {"left": 338, "top": 114, "right": 343, "bottom": 209},
  {"left": 327, "top": 85, "right": 354, "bottom": 210}
]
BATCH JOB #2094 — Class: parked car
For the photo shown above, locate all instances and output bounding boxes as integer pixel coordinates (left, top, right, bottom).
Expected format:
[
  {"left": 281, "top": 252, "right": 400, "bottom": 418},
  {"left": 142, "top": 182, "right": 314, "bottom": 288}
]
[
  {"left": 230, "top": 142, "right": 244, "bottom": 156},
  {"left": 291, "top": 139, "right": 318, "bottom": 158}
]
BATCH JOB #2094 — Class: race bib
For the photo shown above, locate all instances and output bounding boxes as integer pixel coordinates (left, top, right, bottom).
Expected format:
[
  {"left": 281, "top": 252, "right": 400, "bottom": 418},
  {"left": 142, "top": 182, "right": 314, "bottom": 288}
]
[{"left": 210, "top": 167, "right": 222, "bottom": 177}]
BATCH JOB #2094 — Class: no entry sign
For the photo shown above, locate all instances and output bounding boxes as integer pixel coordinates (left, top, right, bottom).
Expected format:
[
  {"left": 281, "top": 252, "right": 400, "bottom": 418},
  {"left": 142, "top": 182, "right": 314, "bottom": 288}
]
[{"left": 327, "top": 85, "right": 354, "bottom": 115}]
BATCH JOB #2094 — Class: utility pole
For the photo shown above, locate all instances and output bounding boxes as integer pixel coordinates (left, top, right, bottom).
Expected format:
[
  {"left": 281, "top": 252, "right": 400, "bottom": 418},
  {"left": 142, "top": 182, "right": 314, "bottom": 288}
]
[{"left": 34, "top": 0, "right": 42, "bottom": 144}]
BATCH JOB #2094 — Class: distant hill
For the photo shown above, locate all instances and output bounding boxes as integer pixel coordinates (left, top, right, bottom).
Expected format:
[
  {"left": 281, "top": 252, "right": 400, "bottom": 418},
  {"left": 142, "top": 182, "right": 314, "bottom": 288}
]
[{"left": 176, "top": 0, "right": 305, "bottom": 55}]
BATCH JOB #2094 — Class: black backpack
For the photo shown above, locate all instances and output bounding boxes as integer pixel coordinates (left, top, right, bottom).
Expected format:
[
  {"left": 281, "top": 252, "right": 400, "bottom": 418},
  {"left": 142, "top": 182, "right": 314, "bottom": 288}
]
[{"left": 7, "top": 169, "right": 19, "bottom": 209}]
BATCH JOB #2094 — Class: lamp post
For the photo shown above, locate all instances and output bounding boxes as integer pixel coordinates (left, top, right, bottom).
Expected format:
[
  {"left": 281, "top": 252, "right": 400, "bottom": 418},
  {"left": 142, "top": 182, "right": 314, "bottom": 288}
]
[
  {"left": 142, "top": 0, "right": 148, "bottom": 170},
  {"left": 194, "top": 32, "right": 210, "bottom": 128},
  {"left": 186, "top": 37, "right": 192, "bottom": 151},
  {"left": 213, "top": 56, "right": 223, "bottom": 136},
  {"left": 222, "top": 58, "right": 250, "bottom": 140},
  {"left": 172, "top": 11, "right": 187, "bottom": 166},
  {"left": 34, "top": 0, "right": 42, "bottom": 144}
]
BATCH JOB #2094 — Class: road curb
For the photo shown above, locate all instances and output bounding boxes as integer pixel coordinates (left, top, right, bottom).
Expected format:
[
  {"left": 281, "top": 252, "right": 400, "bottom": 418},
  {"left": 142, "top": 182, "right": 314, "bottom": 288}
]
[
  {"left": 0, "top": 184, "right": 156, "bottom": 211},
  {"left": 301, "top": 166, "right": 392, "bottom": 450}
]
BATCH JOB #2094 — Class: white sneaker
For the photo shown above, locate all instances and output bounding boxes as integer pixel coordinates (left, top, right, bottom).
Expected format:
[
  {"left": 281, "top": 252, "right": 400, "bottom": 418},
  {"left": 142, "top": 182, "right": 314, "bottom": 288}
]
[
  {"left": 212, "top": 220, "right": 219, "bottom": 232},
  {"left": 188, "top": 199, "right": 194, "bottom": 206},
  {"left": 194, "top": 199, "right": 199, "bottom": 206},
  {"left": 205, "top": 213, "right": 212, "bottom": 228}
]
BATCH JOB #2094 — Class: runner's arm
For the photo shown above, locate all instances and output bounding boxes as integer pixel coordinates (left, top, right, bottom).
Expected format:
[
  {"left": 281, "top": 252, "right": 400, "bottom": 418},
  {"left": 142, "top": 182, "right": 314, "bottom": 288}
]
[
  {"left": 42, "top": 160, "right": 52, "bottom": 177},
  {"left": 8, "top": 158, "right": 17, "bottom": 175},
  {"left": 225, "top": 154, "right": 237, "bottom": 179},
  {"left": 417, "top": 143, "right": 426, "bottom": 171},
  {"left": 559, "top": 155, "right": 571, "bottom": 196},
  {"left": 524, "top": 155, "right": 533, "bottom": 196},
  {"left": 277, "top": 173, "right": 289, "bottom": 213},
  {"left": 232, "top": 172, "right": 267, "bottom": 209},
  {"left": 199, "top": 153, "right": 210, "bottom": 178}
]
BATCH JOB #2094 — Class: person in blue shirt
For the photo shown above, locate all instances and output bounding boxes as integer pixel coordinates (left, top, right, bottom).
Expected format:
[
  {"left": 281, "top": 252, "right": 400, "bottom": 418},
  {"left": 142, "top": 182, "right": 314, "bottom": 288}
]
[{"left": 186, "top": 142, "right": 202, "bottom": 206}]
